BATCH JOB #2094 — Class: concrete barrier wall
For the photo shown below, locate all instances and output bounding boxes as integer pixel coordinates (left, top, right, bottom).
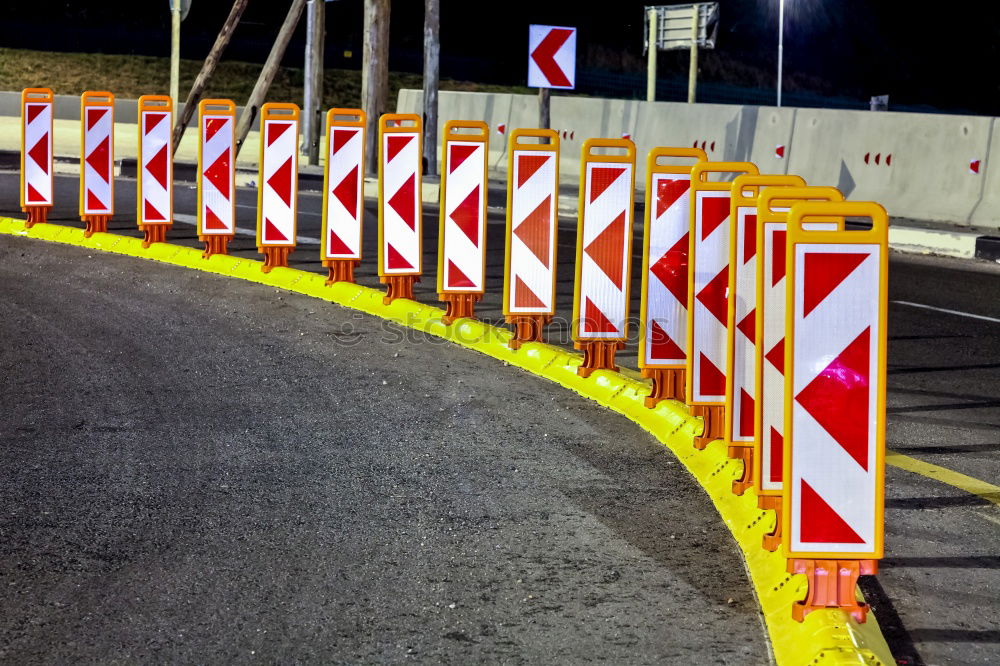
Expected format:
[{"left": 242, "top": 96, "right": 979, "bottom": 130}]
[{"left": 397, "top": 89, "right": 999, "bottom": 231}]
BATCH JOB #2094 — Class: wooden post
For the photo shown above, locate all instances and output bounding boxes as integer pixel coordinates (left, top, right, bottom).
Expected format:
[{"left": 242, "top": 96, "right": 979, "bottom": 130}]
[
  {"left": 171, "top": 0, "right": 249, "bottom": 155},
  {"left": 302, "top": 0, "right": 326, "bottom": 165},
  {"left": 423, "top": 0, "right": 440, "bottom": 176},
  {"left": 170, "top": 2, "right": 181, "bottom": 108},
  {"left": 235, "top": 0, "right": 307, "bottom": 157},
  {"left": 362, "top": 0, "right": 390, "bottom": 176}
]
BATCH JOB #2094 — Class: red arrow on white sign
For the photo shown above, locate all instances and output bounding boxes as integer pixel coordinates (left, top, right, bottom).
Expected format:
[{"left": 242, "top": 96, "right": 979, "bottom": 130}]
[{"left": 528, "top": 25, "right": 576, "bottom": 89}]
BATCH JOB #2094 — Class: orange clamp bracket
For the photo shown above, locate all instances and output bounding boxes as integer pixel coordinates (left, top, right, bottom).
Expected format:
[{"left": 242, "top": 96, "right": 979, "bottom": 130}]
[
  {"left": 571, "top": 138, "right": 637, "bottom": 377},
  {"left": 783, "top": 201, "right": 888, "bottom": 623},
  {"left": 637, "top": 146, "right": 708, "bottom": 407},
  {"left": 753, "top": 185, "right": 844, "bottom": 551},
  {"left": 723, "top": 174, "right": 806, "bottom": 494},
  {"left": 136, "top": 95, "right": 174, "bottom": 247},
  {"left": 503, "top": 128, "right": 560, "bottom": 348},
  {"left": 321, "top": 108, "right": 366, "bottom": 284},
  {"left": 256, "top": 103, "right": 300, "bottom": 273},
  {"left": 79, "top": 91, "right": 116, "bottom": 237},
  {"left": 686, "top": 161, "right": 758, "bottom": 448},
  {"left": 21, "top": 87, "right": 55, "bottom": 227},
  {"left": 437, "top": 120, "right": 490, "bottom": 324},
  {"left": 377, "top": 113, "right": 423, "bottom": 304},
  {"left": 197, "top": 99, "right": 237, "bottom": 258}
]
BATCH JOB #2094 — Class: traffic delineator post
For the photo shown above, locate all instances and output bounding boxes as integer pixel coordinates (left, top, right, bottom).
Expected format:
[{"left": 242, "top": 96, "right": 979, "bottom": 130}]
[
  {"left": 754, "top": 186, "right": 844, "bottom": 551},
  {"left": 724, "top": 174, "right": 806, "bottom": 495},
  {"left": 321, "top": 108, "right": 366, "bottom": 285},
  {"left": 687, "top": 161, "right": 758, "bottom": 448},
  {"left": 503, "top": 129, "right": 560, "bottom": 349},
  {"left": 438, "top": 120, "right": 489, "bottom": 324},
  {"left": 137, "top": 95, "right": 173, "bottom": 247},
  {"left": 197, "top": 99, "right": 236, "bottom": 258},
  {"left": 572, "top": 138, "right": 636, "bottom": 377},
  {"left": 783, "top": 200, "right": 888, "bottom": 623},
  {"left": 637, "top": 146, "right": 707, "bottom": 407},
  {"left": 20, "top": 88, "right": 54, "bottom": 228},
  {"left": 377, "top": 113, "right": 423, "bottom": 304},
  {"left": 79, "top": 91, "right": 115, "bottom": 237},
  {"left": 256, "top": 103, "right": 299, "bottom": 273}
]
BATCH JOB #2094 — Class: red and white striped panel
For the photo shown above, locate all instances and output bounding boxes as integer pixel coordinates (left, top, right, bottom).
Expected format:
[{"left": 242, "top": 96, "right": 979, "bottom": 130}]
[
  {"left": 789, "top": 242, "right": 883, "bottom": 555},
  {"left": 728, "top": 204, "right": 757, "bottom": 442},
  {"left": 642, "top": 173, "right": 691, "bottom": 366},
  {"left": 759, "top": 216, "right": 838, "bottom": 492},
  {"left": 577, "top": 163, "right": 633, "bottom": 339},
  {"left": 441, "top": 141, "right": 486, "bottom": 292},
  {"left": 506, "top": 148, "right": 557, "bottom": 314},
  {"left": 199, "top": 114, "right": 234, "bottom": 235},
  {"left": 690, "top": 191, "right": 731, "bottom": 402},
  {"left": 139, "top": 109, "right": 172, "bottom": 224},
  {"left": 380, "top": 131, "right": 421, "bottom": 275},
  {"left": 22, "top": 101, "right": 52, "bottom": 206},
  {"left": 81, "top": 103, "right": 114, "bottom": 215},
  {"left": 259, "top": 117, "right": 298, "bottom": 246},
  {"left": 324, "top": 126, "right": 364, "bottom": 260}
]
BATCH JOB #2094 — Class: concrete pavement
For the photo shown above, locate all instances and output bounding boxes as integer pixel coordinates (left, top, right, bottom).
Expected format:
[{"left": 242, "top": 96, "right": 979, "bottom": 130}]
[{"left": 0, "top": 235, "right": 767, "bottom": 663}]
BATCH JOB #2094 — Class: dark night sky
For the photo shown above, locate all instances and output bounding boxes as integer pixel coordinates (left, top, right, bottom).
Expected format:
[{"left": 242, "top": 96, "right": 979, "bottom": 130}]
[{"left": 4, "top": 0, "right": 1000, "bottom": 114}]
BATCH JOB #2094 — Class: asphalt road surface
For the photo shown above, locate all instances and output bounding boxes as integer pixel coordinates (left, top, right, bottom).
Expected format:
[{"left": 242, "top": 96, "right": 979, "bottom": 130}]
[
  {"left": 0, "top": 236, "right": 767, "bottom": 663},
  {"left": 2, "top": 172, "right": 999, "bottom": 664}
]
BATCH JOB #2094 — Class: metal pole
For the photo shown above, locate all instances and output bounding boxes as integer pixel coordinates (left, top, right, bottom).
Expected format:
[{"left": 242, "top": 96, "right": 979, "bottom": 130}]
[
  {"left": 777, "top": 0, "right": 784, "bottom": 107},
  {"left": 423, "top": 0, "right": 440, "bottom": 176},
  {"left": 170, "top": 2, "right": 181, "bottom": 108},
  {"left": 302, "top": 0, "right": 325, "bottom": 165},
  {"left": 646, "top": 7, "right": 657, "bottom": 103},
  {"left": 687, "top": 8, "right": 698, "bottom": 104},
  {"left": 538, "top": 87, "right": 550, "bottom": 133},
  {"left": 171, "top": 0, "right": 249, "bottom": 155},
  {"left": 235, "top": 0, "right": 307, "bottom": 157}
]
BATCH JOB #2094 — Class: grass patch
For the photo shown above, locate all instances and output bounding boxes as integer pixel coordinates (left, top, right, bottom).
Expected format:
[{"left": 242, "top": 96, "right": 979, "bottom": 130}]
[{"left": 0, "top": 47, "right": 531, "bottom": 107}]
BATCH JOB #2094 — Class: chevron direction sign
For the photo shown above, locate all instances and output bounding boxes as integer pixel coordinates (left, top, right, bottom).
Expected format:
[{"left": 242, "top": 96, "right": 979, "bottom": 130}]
[
  {"left": 754, "top": 186, "right": 843, "bottom": 498},
  {"left": 20, "top": 88, "right": 53, "bottom": 210},
  {"left": 256, "top": 103, "right": 299, "bottom": 249},
  {"left": 378, "top": 114, "right": 423, "bottom": 277},
  {"left": 724, "top": 174, "right": 805, "bottom": 448},
  {"left": 783, "top": 201, "right": 888, "bottom": 560},
  {"left": 528, "top": 25, "right": 577, "bottom": 89},
  {"left": 686, "top": 161, "right": 757, "bottom": 406},
  {"left": 197, "top": 99, "right": 236, "bottom": 239},
  {"left": 573, "top": 139, "right": 636, "bottom": 342},
  {"left": 504, "top": 129, "right": 559, "bottom": 316},
  {"left": 79, "top": 91, "right": 114, "bottom": 218},
  {"left": 638, "top": 147, "right": 706, "bottom": 370},
  {"left": 439, "top": 121, "right": 488, "bottom": 296},
  {"left": 322, "top": 108, "right": 366, "bottom": 262},
  {"left": 137, "top": 95, "right": 173, "bottom": 230}
]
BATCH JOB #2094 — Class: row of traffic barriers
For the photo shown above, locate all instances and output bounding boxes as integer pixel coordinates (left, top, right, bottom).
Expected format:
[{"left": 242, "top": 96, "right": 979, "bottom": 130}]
[{"left": 18, "top": 87, "right": 887, "bottom": 624}]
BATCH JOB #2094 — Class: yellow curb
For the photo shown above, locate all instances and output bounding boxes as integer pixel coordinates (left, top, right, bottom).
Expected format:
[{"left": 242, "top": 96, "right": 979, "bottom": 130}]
[{"left": 0, "top": 217, "right": 894, "bottom": 665}]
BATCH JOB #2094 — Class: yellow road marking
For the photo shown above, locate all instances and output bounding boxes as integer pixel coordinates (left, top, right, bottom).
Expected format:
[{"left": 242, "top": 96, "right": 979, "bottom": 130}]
[{"left": 886, "top": 451, "right": 1000, "bottom": 506}]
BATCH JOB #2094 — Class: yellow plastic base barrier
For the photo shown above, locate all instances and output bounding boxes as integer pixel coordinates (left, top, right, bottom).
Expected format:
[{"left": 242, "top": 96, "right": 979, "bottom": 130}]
[{"left": 0, "top": 217, "right": 894, "bottom": 665}]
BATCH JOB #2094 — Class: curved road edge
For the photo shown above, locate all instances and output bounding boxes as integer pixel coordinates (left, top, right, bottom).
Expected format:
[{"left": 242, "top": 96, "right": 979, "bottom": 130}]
[{"left": 0, "top": 216, "right": 895, "bottom": 665}]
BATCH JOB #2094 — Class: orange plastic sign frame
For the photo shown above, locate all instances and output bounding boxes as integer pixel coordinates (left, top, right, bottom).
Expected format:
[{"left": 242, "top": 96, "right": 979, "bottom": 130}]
[
  {"left": 79, "top": 91, "right": 115, "bottom": 217},
  {"left": 256, "top": 103, "right": 300, "bottom": 249},
  {"left": 321, "top": 108, "right": 366, "bottom": 262},
  {"left": 377, "top": 113, "right": 423, "bottom": 278},
  {"left": 197, "top": 99, "right": 237, "bottom": 238},
  {"left": 438, "top": 120, "right": 489, "bottom": 295},
  {"left": 637, "top": 146, "right": 707, "bottom": 371},
  {"left": 782, "top": 201, "right": 888, "bottom": 560},
  {"left": 136, "top": 95, "right": 174, "bottom": 229}
]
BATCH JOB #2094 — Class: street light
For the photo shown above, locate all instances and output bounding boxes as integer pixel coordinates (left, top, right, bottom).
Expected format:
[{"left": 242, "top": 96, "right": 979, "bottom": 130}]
[{"left": 777, "top": 0, "right": 784, "bottom": 107}]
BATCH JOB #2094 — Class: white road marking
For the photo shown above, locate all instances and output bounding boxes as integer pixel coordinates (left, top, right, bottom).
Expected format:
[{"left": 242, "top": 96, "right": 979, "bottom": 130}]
[{"left": 891, "top": 300, "right": 1000, "bottom": 324}]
